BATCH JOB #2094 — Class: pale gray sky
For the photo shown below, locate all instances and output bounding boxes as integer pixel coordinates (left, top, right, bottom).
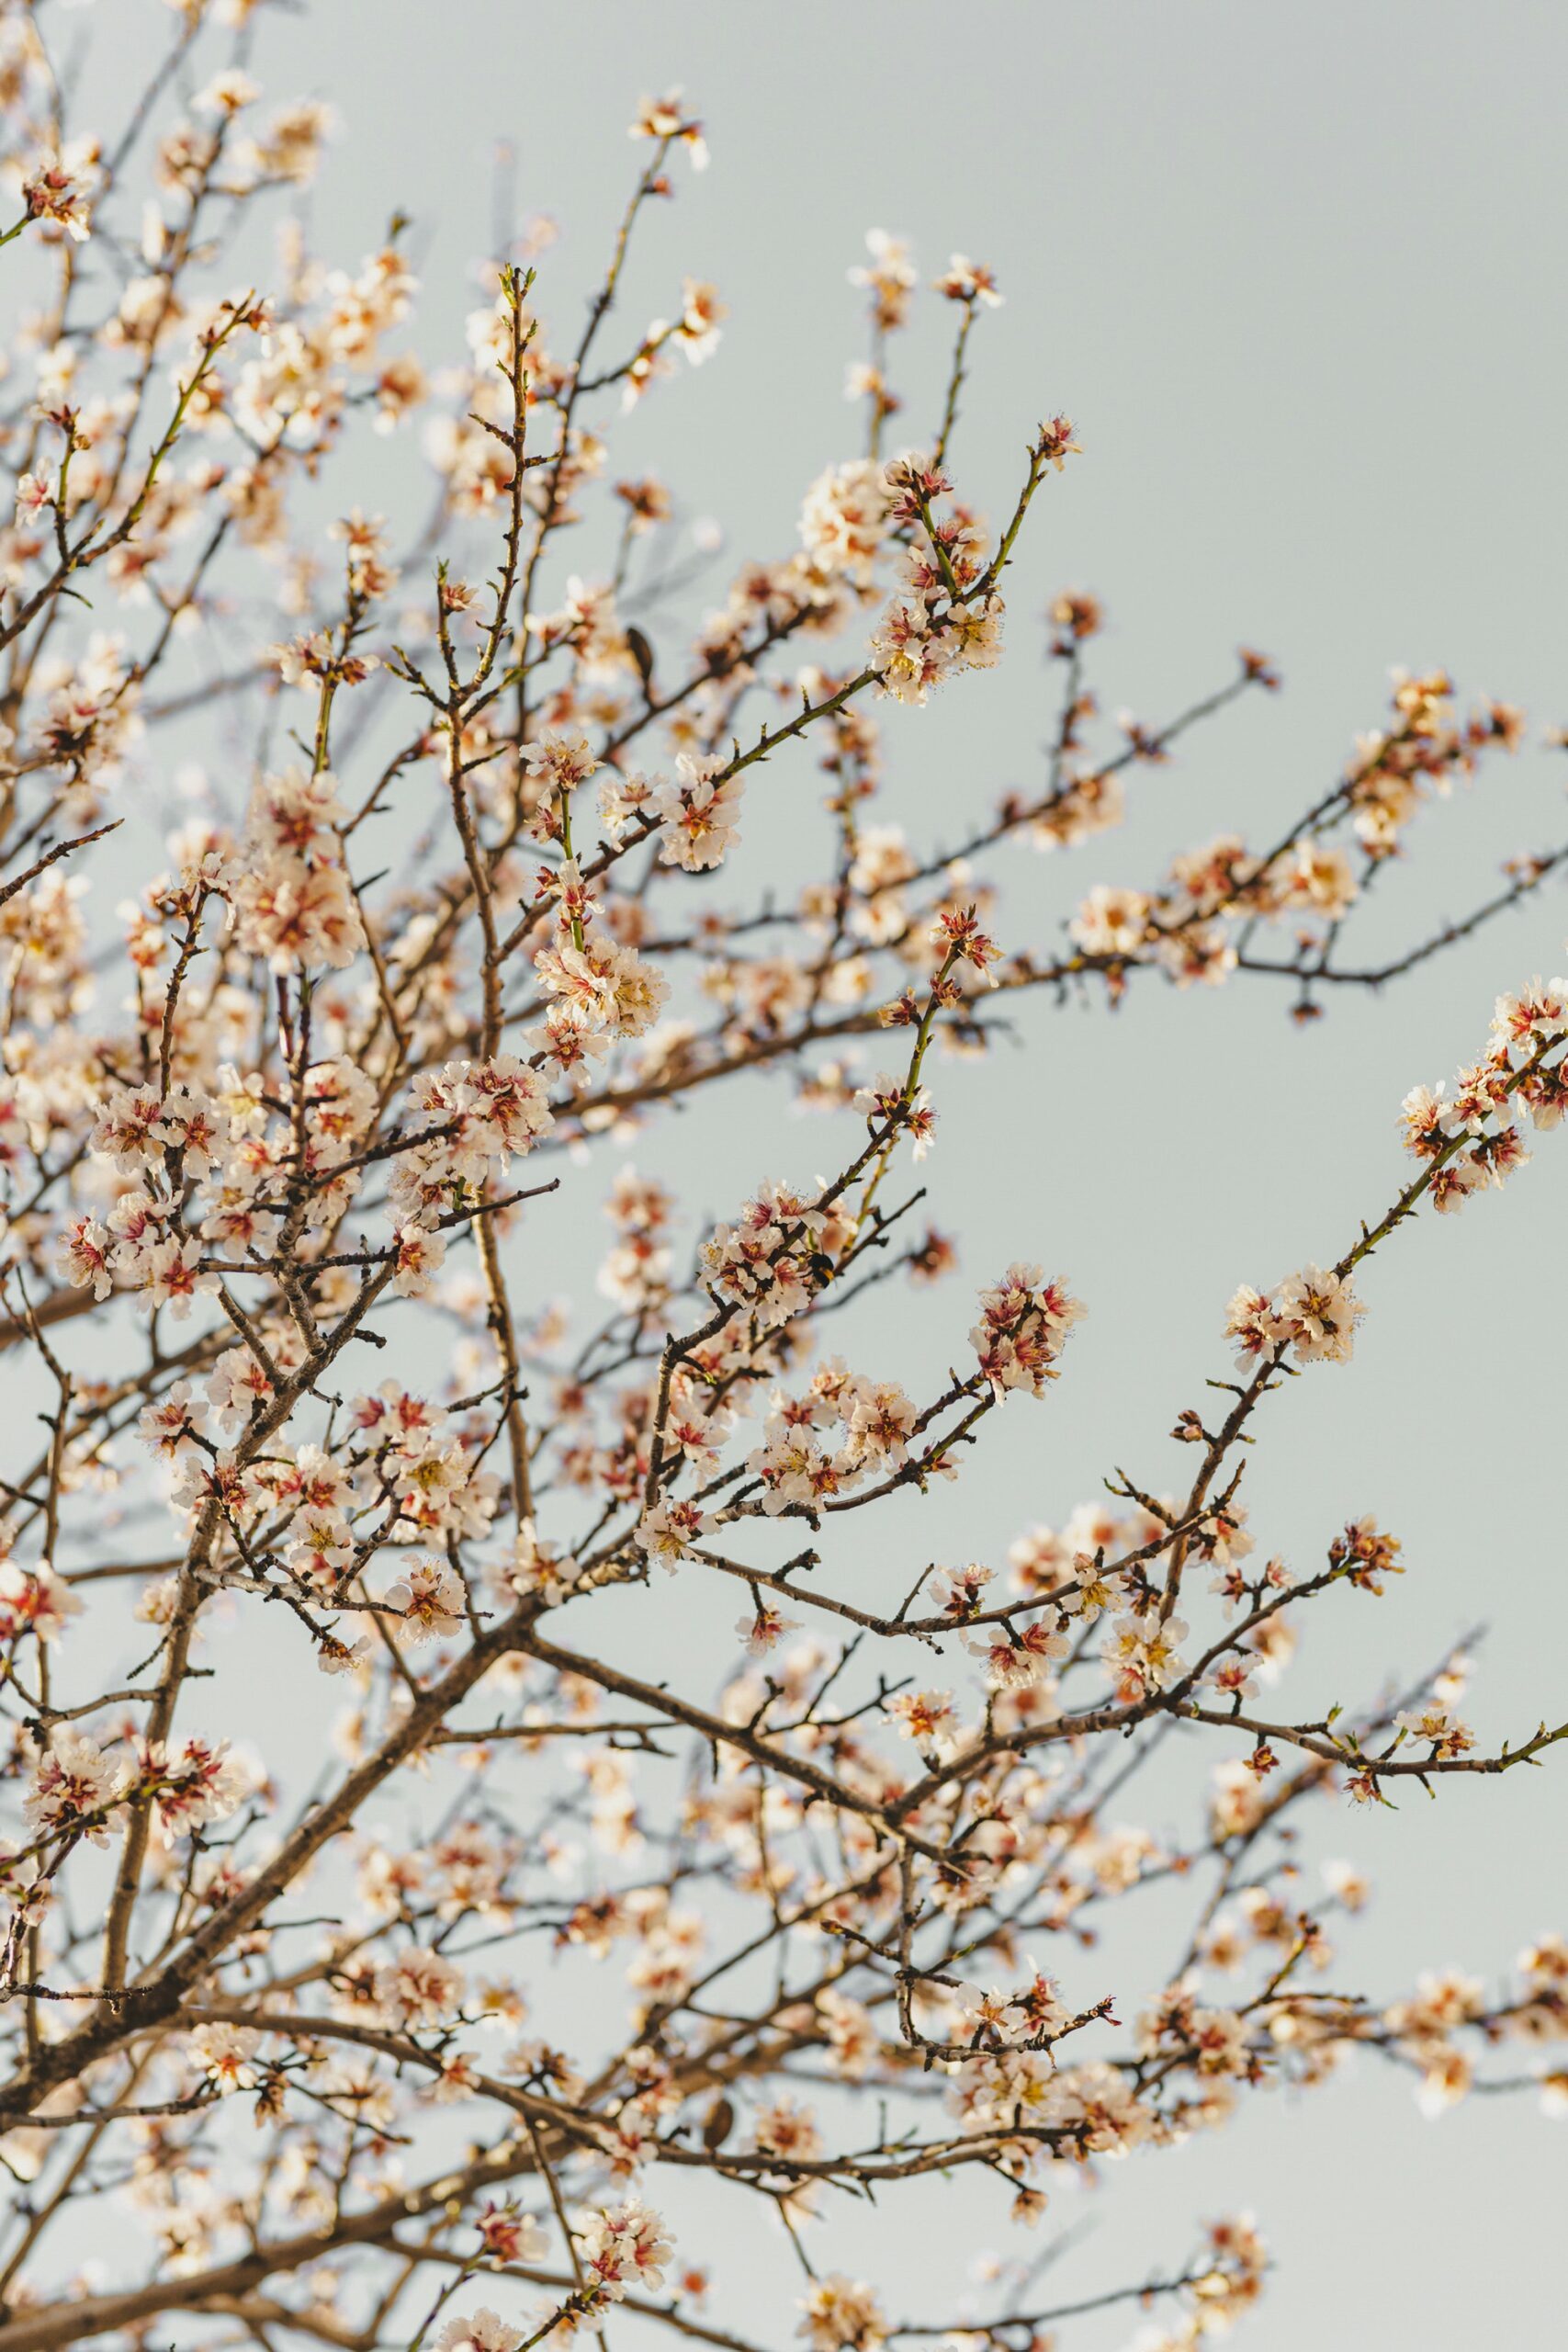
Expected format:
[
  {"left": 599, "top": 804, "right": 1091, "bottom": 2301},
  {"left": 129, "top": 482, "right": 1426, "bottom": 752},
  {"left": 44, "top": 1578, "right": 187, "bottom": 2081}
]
[{"left": 46, "top": 1, "right": 1568, "bottom": 2342}]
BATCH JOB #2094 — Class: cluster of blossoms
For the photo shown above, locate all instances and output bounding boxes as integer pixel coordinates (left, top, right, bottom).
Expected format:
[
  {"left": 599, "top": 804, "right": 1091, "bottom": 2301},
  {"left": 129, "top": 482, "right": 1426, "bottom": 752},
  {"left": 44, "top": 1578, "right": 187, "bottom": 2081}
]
[
  {"left": 23, "top": 1724, "right": 251, "bottom": 1849},
  {"left": 0, "top": 23, "right": 1565, "bottom": 2352},
  {"left": 970, "top": 1262, "right": 1086, "bottom": 1395},
  {"left": 1062, "top": 670, "right": 1534, "bottom": 1004},
  {"left": 230, "top": 764, "right": 367, "bottom": 973},
  {"left": 1224, "top": 1262, "right": 1366, "bottom": 1368},
  {"left": 1398, "top": 974, "right": 1568, "bottom": 1210},
  {"left": 744, "top": 1363, "right": 920, "bottom": 1515},
  {"left": 867, "top": 451, "right": 1010, "bottom": 705}
]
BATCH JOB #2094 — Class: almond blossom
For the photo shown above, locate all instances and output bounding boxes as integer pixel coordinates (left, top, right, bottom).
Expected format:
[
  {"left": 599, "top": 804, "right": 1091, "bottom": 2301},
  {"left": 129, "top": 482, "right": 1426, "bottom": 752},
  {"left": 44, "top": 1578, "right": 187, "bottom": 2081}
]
[{"left": 0, "top": 33, "right": 1562, "bottom": 2352}]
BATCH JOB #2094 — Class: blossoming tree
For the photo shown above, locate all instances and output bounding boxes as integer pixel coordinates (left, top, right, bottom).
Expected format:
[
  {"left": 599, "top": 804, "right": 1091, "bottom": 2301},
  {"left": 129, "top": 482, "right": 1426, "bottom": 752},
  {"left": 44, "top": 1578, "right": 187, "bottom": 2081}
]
[{"left": 0, "top": 8, "right": 1565, "bottom": 2351}]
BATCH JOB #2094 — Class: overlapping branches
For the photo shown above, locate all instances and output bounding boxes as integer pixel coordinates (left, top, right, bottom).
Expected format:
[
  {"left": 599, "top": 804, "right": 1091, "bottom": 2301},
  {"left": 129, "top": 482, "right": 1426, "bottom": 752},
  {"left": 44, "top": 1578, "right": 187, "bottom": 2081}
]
[{"left": 0, "top": 11, "right": 1563, "bottom": 2352}]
